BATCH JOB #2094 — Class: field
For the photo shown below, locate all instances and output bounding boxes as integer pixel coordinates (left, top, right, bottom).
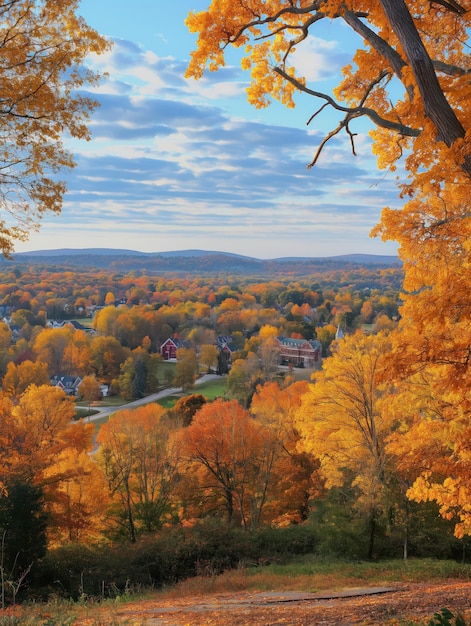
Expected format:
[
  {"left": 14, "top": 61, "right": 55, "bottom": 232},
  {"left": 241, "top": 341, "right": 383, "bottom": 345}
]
[{"left": 5, "top": 558, "right": 471, "bottom": 625}]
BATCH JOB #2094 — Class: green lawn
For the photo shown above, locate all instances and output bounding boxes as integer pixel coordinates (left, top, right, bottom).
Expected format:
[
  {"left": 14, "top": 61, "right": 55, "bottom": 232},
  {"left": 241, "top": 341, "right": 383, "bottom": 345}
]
[{"left": 156, "top": 375, "right": 227, "bottom": 409}]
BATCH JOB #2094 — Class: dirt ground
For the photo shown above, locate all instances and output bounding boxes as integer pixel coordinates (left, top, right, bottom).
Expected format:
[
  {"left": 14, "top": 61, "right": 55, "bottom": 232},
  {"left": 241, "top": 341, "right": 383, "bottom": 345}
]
[{"left": 113, "top": 581, "right": 471, "bottom": 625}]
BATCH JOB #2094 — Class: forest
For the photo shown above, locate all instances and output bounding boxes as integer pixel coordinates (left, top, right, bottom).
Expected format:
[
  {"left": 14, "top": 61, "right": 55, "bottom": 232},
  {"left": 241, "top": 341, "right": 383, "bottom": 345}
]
[
  {"left": 2, "top": 0, "right": 471, "bottom": 620},
  {"left": 0, "top": 256, "right": 466, "bottom": 602}
]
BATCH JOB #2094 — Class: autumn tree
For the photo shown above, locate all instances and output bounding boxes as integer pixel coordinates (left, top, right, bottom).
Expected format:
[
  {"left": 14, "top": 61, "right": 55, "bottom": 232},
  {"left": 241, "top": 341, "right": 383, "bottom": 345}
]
[
  {"left": 62, "top": 330, "right": 92, "bottom": 377},
  {"left": 2, "top": 359, "right": 50, "bottom": 397},
  {"left": 78, "top": 375, "right": 102, "bottom": 408},
  {"left": 383, "top": 368, "right": 471, "bottom": 542},
  {"left": 0, "top": 0, "right": 109, "bottom": 256},
  {"left": 96, "top": 404, "right": 182, "bottom": 540},
  {"left": 187, "top": 2, "right": 471, "bottom": 183},
  {"left": 296, "top": 331, "right": 398, "bottom": 559},
  {"left": 0, "top": 322, "right": 11, "bottom": 377},
  {"left": 250, "top": 379, "right": 320, "bottom": 525},
  {"left": 2, "top": 385, "right": 107, "bottom": 545},
  {"left": 89, "top": 334, "right": 130, "bottom": 381},
  {"left": 199, "top": 343, "right": 218, "bottom": 373},
  {"left": 32, "top": 326, "right": 73, "bottom": 375},
  {"left": 258, "top": 325, "right": 281, "bottom": 381},
  {"left": 180, "top": 398, "right": 285, "bottom": 528},
  {"left": 226, "top": 353, "right": 262, "bottom": 407},
  {"left": 186, "top": 0, "right": 471, "bottom": 533},
  {"left": 170, "top": 393, "right": 207, "bottom": 427},
  {"left": 174, "top": 347, "right": 198, "bottom": 391}
]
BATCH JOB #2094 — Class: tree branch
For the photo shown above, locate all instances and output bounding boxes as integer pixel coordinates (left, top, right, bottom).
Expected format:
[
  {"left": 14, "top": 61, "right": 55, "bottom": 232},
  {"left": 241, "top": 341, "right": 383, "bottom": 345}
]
[{"left": 274, "top": 66, "right": 421, "bottom": 137}]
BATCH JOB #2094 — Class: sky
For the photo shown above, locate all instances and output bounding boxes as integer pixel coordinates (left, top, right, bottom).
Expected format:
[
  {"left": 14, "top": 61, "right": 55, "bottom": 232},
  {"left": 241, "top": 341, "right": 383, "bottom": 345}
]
[{"left": 15, "top": 1, "right": 402, "bottom": 259}]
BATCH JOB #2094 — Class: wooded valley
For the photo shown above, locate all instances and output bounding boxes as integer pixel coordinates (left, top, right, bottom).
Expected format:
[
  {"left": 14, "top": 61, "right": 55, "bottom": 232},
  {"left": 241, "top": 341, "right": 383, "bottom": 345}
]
[{"left": 0, "top": 255, "right": 467, "bottom": 603}]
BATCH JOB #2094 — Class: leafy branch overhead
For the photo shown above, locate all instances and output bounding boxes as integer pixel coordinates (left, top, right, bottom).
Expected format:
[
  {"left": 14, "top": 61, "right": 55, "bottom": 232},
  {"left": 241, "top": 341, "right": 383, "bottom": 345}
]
[
  {"left": 186, "top": 0, "right": 471, "bottom": 177},
  {"left": 186, "top": 1, "right": 471, "bottom": 538},
  {"left": 0, "top": 0, "right": 110, "bottom": 257}
]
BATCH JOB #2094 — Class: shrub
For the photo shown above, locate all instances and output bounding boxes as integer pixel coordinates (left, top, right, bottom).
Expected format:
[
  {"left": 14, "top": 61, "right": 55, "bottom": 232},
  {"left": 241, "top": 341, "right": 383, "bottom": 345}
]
[{"left": 32, "top": 521, "right": 320, "bottom": 599}]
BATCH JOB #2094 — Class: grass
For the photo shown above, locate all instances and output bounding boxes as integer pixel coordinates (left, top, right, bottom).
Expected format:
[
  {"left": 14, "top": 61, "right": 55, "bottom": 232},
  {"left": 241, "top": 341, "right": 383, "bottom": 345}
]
[
  {"left": 156, "top": 375, "right": 228, "bottom": 409},
  {"left": 194, "top": 375, "right": 227, "bottom": 399},
  {"left": 4, "top": 557, "right": 471, "bottom": 624},
  {"left": 1, "top": 600, "right": 133, "bottom": 625},
  {"left": 156, "top": 556, "right": 471, "bottom": 599}
]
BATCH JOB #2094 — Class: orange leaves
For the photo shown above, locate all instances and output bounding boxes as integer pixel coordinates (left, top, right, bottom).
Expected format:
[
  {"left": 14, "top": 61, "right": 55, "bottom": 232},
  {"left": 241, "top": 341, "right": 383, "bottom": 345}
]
[
  {"left": 180, "top": 392, "right": 317, "bottom": 527},
  {"left": 96, "top": 404, "right": 182, "bottom": 538},
  {"left": 0, "top": 0, "right": 109, "bottom": 255},
  {"left": 0, "top": 383, "right": 106, "bottom": 545}
]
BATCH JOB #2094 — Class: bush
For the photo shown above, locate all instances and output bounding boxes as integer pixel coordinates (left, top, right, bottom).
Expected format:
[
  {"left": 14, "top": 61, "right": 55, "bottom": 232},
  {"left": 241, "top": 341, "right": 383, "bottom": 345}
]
[{"left": 32, "top": 521, "right": 320, "bottom": 599}]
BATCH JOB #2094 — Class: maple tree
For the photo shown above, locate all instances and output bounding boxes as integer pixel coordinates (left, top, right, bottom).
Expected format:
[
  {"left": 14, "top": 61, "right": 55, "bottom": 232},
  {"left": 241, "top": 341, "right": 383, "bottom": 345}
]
[
  {"left": 180, "top": 398, "right": 290, "bottom": 528},
  {"left": 0, "top": 0, "right": 109, "bottom": 256}
]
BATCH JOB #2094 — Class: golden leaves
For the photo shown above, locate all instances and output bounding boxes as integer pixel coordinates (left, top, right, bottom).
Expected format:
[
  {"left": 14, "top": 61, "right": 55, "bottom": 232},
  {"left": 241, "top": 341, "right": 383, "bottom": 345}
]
[{"left": 0, "top": 0, "right": 110, "bottom": 256}]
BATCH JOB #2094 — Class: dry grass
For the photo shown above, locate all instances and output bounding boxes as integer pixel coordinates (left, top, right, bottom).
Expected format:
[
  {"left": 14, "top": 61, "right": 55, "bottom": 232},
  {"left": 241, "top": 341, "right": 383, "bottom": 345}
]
[{"left": 5, "top": 558, "right": 471, "bottom": 625}]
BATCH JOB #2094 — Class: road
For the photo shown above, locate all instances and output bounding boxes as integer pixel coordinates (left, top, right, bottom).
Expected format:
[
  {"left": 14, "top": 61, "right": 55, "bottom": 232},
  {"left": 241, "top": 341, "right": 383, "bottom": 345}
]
[{"left": 84, "top": 373, "right": 221, "bottom": 422}]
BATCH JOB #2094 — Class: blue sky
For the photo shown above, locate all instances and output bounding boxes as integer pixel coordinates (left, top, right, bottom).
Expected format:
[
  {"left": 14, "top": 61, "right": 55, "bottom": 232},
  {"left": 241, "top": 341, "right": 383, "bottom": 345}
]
[{"left": 15, "top": 1, "right": 401, "bottom": 259}]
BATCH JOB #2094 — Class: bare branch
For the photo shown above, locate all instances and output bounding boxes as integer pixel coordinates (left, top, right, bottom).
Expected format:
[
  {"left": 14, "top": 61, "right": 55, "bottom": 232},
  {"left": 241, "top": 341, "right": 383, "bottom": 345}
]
[
  {"left": 274, "top": 66, "right": 421, "bottom": 137},
  {"left": 224, "top": 1, "right": 322, "bottom": 46}
]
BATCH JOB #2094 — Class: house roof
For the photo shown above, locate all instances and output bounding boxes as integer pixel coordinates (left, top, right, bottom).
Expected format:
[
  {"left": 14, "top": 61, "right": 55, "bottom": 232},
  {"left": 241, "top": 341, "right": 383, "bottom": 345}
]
[
  {"left": 277, "top": 336, "right": 320, "bottom": 349},
  {"left": 51, "top": 375, "right": 82, "bottom": 388}
]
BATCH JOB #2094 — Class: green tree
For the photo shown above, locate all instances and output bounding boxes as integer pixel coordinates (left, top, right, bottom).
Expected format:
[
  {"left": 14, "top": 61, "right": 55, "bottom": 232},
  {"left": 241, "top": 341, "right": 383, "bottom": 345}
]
[{"left": 0, "top": 479, "right": 47, "bottom": 575}]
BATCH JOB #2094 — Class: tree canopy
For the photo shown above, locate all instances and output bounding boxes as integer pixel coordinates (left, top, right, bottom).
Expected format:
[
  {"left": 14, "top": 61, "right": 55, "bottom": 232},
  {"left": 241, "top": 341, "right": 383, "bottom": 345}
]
[
  {"left": 0, "top": 0, "right": 109, "bottom": 256},
  {"left": 186, "top": 1, "right": 471, "bottom": 178},
  {"left": 186, "top": 1, "right": 471, "bottom": 533}
]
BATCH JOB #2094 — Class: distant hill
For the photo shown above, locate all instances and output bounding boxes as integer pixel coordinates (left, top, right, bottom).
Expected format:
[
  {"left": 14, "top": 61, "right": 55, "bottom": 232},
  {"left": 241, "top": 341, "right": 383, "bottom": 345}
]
[
  {"left": 7, "top": 248, "right": 401, "bottom": 276},
  {"left": 273, "top": 253, "right": 400, "bottom": 265}
]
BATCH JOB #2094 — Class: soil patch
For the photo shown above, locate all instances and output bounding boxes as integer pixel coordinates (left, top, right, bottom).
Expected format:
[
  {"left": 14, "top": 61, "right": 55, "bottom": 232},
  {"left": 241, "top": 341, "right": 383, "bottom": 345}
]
[{"left": 114, "top": 580, "right": 471, "bottom": 625}]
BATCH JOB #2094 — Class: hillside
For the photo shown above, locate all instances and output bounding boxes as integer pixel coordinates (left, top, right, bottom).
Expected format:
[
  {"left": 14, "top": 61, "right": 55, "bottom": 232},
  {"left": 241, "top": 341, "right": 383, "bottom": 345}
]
[{"left": 6, "top": 248, "right": 401, "bottom": 276}]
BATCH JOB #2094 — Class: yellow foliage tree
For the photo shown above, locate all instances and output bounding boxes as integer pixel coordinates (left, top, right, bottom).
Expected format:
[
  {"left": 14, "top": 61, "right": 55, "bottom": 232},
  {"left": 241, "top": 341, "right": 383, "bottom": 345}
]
[
  {"left": 383, "top": 367, "right": 471, "bottom": 539},
  {"left": 186, "top": 0, "right": 471, "bottom": 535},
  {"left": 2, "top": 359, "right": 50, "bottom": 397},
  {"left": 0, "top": 0, "right": 109, "bottom": 255},
  {"left": 295, "top": 331, "right": 396, "bottom": 558},
  {"left": 250, "top": 380, "right": 320, "bottom": 525},
  {"left": 4, "top": 385, "right": 107, "bottom": 544}
]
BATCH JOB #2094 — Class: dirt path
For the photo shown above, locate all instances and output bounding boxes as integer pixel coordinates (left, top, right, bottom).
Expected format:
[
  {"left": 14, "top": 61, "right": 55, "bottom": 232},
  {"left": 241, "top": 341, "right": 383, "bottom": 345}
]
[{"left": 112, "top": 581, "right": 471, "bottom": 625}]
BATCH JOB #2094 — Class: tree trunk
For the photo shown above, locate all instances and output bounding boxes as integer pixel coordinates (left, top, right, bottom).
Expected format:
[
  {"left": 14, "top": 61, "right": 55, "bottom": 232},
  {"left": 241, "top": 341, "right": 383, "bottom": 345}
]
[
  {"left": 124, "top": 478, "right": 136, "bottom": 542},
  {"left": 368, "top": 513, "right": 376, "bottom": 560},
  {"left": 379, "top": 0, "right": 471, "bottom": 177},
  {"left": 224, "top": 487, "right": 234, "bottom": 524}
]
